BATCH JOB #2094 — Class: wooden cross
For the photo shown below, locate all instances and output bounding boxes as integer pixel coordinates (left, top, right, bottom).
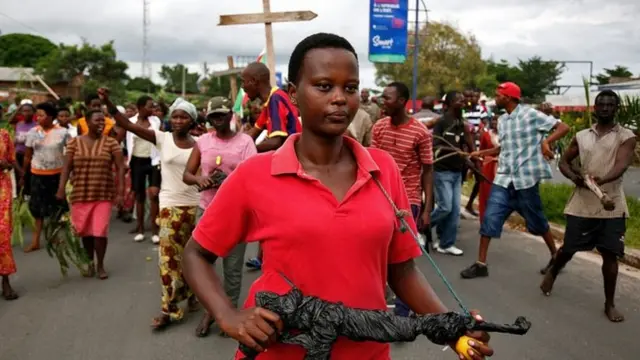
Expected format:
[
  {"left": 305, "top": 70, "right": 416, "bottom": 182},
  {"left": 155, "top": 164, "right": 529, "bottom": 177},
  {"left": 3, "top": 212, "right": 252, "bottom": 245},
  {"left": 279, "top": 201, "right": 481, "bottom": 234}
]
[
  {"left": 209, "top": 56, "right": 245, "bottom": 103},
  {"left": 218, "top": 0, "right": 317, "bottom": 87}
]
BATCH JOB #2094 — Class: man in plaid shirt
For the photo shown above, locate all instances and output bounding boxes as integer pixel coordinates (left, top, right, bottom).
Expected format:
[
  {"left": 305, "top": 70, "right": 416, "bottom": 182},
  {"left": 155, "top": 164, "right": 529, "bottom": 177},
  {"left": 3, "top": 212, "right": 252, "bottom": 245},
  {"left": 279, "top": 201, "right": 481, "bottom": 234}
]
[{"left": 461, "top": 82, "right": 570, "bottom": 279}]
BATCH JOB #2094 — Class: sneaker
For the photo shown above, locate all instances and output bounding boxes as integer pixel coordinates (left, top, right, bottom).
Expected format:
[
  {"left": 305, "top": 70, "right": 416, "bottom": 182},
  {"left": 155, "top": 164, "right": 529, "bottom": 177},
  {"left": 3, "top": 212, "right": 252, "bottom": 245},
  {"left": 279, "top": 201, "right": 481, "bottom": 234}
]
[
  {"left": 245, "top": 257, "right": 262, "bottom": 270},
  {"left": 461, "top": 263, "right": 489, "bottom": 279},
  {"left": 134, "top": 233, "right": 145, "bottom": 242},
  {"left": 417, "top": 234, "right": 426, "bottom": 247},
  {"left": 437, "top": 245, "right": 463, "bottom": 256},
  {"left": 432, "top": 240, "right": 440, "bottom": 251},
  {"left": 151, "top": 235, "right": 160, "bottom": 245}
]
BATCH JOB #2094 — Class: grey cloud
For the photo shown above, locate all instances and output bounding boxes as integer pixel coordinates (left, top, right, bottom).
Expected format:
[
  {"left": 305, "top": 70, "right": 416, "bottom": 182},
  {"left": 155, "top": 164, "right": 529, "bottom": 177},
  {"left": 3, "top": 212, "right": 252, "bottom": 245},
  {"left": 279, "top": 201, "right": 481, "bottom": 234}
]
[{"left": 1, "top": 0, "right": 639, "bottom": 88}]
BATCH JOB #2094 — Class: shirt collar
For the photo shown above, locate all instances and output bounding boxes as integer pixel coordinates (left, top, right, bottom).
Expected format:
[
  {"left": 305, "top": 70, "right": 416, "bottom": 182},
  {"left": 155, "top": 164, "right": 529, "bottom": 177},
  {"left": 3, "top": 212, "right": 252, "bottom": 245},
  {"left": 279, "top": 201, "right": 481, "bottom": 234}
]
[
  {"left": 589, "top": 123, "right": 621, "bottom": 135},
  {"left": 271, "top": 133, "right": 380, "bottom": 176},
  {"left": 262, "top": 87, "right": 280, "bottom": 108},
  {"left": 507, "top": 104, "right": 523, "bottom": 118}
]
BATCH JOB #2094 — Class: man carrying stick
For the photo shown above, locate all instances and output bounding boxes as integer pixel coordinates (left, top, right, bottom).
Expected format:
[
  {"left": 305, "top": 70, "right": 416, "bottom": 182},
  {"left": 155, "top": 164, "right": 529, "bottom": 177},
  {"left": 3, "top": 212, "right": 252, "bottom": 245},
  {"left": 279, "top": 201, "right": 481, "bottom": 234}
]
[{"left": 541, "top": 90, "right": 636, "bottom": 322}]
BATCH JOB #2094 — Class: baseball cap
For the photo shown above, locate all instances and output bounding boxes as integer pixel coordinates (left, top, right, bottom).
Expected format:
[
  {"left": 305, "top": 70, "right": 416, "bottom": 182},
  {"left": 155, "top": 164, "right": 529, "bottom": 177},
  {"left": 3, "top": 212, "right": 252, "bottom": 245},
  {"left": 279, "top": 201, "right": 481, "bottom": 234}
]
[
  {"left": 206, "top": 96, "right": 232, "bottom": 116},
  {"left": 497, "top": 82, "right": 521, "bottom": 100}
]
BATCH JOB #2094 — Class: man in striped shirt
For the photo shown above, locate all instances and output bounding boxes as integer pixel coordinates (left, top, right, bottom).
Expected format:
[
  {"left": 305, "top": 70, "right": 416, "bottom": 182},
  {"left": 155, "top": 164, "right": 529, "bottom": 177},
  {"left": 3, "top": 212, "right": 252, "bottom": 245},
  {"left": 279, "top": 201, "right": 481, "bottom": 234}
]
[{"left": 371, "top": 81, "right": 433, "bottom": 317}]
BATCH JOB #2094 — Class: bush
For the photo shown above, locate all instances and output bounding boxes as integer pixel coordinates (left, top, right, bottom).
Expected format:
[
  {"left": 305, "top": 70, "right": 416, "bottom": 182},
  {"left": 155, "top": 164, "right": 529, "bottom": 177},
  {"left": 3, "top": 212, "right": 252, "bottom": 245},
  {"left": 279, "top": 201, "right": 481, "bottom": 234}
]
[{"left": 539, "top": 183, "right": 639, "bottom": 249}]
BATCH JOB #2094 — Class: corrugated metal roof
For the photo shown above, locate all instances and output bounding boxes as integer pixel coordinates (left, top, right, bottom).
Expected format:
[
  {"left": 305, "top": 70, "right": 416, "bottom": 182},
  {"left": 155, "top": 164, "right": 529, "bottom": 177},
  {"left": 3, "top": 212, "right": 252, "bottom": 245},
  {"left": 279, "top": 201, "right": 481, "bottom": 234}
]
[
  {"left": 0, "top": 67, "right": 36, "bottom": 82},
  {"left": 597, "top": 79, "right": 640, "bottom": 91}
]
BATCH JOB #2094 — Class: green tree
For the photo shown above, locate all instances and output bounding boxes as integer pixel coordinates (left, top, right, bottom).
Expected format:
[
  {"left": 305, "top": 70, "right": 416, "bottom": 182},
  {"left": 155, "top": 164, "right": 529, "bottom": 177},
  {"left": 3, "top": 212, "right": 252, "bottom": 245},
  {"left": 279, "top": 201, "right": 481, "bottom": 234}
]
[
  {"left": 202, "top": 75, "right": 241, "bottom": 97},
  {"left": 516, "top": 57, "right": 564, "bottom": 102},
  {"left": 158, "top": 64, "right": 200, "bottom": 94},
  {"left": 35, "top": 40, "right": 129, "bottom": 101},
  {"left": 374, "top": 22, "right": 485, "bottom": 98},
  {"left": 127, "top": 77, "right": 158, "bottom": 93},
  {"left": 595, "top": 65, "right": 634, "bottom": 85},
  {"left": 478, "top": 57, "right": 564, "bottom": 102},
  {"left": 0, "top": 33, "right": 57, "bottom": 68}
]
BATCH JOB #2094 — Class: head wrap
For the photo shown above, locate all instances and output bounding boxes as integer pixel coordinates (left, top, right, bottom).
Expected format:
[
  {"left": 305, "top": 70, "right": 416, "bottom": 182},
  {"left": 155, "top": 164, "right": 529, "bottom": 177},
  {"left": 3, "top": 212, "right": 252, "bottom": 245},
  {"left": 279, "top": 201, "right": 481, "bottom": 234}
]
[{"left": 169, "top": 97, "right": 198, "bottom": 120}]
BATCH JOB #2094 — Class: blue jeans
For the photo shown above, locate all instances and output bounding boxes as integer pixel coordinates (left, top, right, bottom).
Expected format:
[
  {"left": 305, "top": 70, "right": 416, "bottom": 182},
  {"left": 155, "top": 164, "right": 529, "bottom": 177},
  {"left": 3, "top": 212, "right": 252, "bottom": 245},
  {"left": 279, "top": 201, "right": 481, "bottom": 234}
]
[
  {"left": 430, "top": 170, "right": 462, "bottom": 249},
  {"left": 480, "top": 183, "right": 550, "bottom": 239},
  {"left": 394, "top": 204, "right": 422, "bottom": 316}
]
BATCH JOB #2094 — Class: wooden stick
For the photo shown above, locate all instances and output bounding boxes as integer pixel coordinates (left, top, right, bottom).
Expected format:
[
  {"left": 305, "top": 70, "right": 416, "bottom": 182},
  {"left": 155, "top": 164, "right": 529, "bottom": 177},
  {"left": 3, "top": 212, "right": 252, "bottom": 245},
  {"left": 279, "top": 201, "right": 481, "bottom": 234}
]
[{"left": 584, "top": 175, "right": 615, "bottom": 210}]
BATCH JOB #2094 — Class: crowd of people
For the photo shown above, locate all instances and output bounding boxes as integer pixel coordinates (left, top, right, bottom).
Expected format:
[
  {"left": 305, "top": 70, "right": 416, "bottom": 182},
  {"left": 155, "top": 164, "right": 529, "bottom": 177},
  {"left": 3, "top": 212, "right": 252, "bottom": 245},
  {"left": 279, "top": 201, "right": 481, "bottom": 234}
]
[{"left": 0, "top": 31, "right": 636, "bottom": 359}]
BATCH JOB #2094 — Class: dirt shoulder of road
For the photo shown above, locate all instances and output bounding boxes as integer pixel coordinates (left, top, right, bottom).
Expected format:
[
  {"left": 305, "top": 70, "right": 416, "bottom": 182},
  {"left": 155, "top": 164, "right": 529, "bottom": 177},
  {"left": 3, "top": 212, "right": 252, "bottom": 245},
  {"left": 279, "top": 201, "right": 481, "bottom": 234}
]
[{"left": 461, "top": 194, "right": 640, "bottom": 270}]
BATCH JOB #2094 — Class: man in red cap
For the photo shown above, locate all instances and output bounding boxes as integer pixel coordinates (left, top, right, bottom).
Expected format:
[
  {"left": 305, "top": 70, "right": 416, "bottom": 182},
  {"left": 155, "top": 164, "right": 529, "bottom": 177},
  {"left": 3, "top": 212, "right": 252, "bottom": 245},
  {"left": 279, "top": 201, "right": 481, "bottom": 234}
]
[{"left": 461, "top": 82, "right": 570, "bottom": 279}]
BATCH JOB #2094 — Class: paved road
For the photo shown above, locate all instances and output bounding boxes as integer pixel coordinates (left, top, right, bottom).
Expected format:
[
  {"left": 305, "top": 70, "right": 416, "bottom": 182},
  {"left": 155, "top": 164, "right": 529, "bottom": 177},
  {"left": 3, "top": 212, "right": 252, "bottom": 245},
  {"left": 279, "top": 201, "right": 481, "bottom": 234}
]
[
  {"left": 1, "top": 217, "right": 639, "bottom": 360},
  {"left": 550, "top": 166, "right": 640, "bottom": 199}
]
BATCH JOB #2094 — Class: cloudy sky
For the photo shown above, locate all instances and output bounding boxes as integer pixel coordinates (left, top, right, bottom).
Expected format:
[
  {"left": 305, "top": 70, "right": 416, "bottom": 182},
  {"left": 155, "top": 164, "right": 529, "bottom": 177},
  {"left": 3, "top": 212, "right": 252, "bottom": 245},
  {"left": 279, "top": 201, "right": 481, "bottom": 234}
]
[{"left": 1, "top": 0, "right": 639, "bottom": 92}]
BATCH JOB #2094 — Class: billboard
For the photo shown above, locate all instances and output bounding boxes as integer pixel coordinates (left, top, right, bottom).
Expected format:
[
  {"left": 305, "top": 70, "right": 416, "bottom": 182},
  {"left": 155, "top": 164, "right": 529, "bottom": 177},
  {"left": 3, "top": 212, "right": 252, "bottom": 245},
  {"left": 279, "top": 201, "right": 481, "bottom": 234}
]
[{"left": 368, "top": 0, "right": 409, "bottom": 63}]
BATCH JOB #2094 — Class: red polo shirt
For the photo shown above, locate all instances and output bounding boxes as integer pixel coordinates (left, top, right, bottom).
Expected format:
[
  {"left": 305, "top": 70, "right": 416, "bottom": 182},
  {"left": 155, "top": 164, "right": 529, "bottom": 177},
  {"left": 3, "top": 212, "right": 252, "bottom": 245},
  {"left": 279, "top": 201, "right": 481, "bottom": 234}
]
[{"left": 193, "top": 134, "right": 422, "bottom": 360}]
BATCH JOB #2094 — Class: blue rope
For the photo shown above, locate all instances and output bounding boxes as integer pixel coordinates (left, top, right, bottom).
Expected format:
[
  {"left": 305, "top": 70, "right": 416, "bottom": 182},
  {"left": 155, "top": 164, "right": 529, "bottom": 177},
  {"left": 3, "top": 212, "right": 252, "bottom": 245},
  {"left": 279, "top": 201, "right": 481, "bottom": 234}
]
[{"left": 373, "top": 177, "right": 470, "bottom": 316}]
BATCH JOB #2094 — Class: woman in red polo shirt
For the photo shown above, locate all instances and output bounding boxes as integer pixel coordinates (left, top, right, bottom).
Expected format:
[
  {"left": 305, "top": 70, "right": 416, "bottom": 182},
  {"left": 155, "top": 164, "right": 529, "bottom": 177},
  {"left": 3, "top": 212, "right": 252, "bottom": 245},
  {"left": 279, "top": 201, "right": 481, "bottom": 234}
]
[{"left": 183, "top": 33, "right": 493, "bottom": 360}]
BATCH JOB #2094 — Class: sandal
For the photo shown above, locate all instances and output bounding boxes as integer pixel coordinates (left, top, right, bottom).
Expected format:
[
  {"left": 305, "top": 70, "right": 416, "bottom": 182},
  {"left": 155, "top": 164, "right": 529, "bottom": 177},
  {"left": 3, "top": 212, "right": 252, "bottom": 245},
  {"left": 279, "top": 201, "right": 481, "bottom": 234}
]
[
  {"left": 151, "top": 315, "right": 172, "bottom": 331},
  {"left": 97, "top": 269, "right": 109, "bottom": 280},
  {"left": 2, "top": 290, "right": 19, "bottom": 301},
  {"left": 195, "top": 314, "right": 215, "bottom": 338}
]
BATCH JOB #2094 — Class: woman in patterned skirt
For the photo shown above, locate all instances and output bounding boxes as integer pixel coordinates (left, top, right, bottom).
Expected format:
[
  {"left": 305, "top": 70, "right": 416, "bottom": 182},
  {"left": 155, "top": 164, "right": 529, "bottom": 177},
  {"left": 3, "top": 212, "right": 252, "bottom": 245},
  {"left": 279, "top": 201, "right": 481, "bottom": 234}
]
[
  {"left": 0, "top": 129, "right": 20, "bottom": 300},
  {"left": 100, "top": 90, "right": 201, "bottom": 331},
  {"left": 57, "top": 109, "right": 125, "bottom": 279}
]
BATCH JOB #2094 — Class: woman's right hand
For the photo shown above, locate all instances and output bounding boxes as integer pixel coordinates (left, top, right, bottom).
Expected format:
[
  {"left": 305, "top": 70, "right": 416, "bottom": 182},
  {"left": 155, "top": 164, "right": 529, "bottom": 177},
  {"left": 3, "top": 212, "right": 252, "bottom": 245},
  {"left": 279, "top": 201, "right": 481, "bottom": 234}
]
[
  {"left": 97, "top": 88, "right": 110, "bottom": 102},
  {"left": 218, "top": 307, "right": 283, "bottom": 353},
  {"left": 55, "top": 188, "right": 66, "bottom": 201},
  {"left": 196, "top": 176, "right": 214, "bottom": 190}
]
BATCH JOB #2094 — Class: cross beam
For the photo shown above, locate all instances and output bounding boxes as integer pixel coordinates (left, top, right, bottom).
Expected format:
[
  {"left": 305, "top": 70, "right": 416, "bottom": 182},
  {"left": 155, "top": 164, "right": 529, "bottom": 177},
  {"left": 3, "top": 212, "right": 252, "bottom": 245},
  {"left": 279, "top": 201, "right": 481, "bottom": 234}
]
[{"left": 218, "top": 0, "right": 318, "bottom": 87}]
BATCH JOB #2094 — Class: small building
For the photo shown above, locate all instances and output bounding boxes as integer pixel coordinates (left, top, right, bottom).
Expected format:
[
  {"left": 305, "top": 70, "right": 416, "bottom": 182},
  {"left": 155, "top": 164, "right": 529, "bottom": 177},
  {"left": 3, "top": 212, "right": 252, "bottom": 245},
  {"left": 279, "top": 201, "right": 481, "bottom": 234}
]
[{"left": 0, "top": 67, "right": 80, "bottom": 104}]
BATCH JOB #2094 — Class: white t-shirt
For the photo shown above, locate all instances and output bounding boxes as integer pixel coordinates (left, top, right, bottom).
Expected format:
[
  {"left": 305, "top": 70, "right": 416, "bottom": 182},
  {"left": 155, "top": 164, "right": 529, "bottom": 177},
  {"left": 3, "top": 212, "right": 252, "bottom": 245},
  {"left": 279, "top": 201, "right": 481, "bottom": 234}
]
[{"left": 154, "top": 130, "right": 200, "bottom": 208}]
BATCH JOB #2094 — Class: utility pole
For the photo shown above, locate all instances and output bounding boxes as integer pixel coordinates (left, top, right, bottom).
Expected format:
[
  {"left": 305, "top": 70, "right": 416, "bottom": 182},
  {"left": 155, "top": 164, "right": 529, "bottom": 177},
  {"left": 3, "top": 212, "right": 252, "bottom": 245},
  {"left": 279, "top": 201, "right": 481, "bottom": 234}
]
[
  {"left": 142, "top": 0, "right": 151, "bottom": 79},
  {"left": 181, "top": 65, "right": 186, "bottom": 97}
]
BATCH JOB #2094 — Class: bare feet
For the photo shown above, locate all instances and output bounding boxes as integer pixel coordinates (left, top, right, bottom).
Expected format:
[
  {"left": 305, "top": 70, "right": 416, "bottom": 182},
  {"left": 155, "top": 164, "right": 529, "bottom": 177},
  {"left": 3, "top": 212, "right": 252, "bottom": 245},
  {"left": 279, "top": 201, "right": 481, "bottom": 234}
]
[
  {"left": 24, "top": 243, "right": 40, "bottom": 253},
  {"left": 188, "top": 297, "right": 200, "bottom": 313},
  {"left": 97, "top": 267, "right": 108, "bottom": 280},
  {"left": 539, "top": 258, "right": 554, "bottom": 275},
  {"left": 151, "top": 314, "right": 172, "bottom": 331},
  {"left": 83, "top": 263, "right": 96, "bottom": 278},
  {"left": 605, "top": 304, "right": 624, "bottom": 322},
  {"left": 195, "top": 313, "right": 214, "bottom": 338},
  {"left": 2, "top": 278, "right": 18, "bottom": 301},
  {"left": 540, "top": 271, "right": 556, "bottom": 296}
]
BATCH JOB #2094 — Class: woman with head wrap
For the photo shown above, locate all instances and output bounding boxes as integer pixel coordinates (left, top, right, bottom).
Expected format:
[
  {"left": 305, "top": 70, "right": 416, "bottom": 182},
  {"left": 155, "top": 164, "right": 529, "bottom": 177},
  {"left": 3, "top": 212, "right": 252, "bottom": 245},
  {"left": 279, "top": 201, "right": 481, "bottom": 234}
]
[{"left": 100, "top": 90, "right": 202, "bottom": 330}]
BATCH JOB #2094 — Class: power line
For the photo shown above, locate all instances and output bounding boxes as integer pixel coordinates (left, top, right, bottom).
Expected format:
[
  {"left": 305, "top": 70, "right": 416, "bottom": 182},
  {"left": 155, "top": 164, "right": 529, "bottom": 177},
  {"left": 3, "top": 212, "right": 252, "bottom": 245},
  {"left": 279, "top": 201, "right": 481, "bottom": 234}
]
[{"left": 0, "top": 11, "right": 44, "bottom": 36}]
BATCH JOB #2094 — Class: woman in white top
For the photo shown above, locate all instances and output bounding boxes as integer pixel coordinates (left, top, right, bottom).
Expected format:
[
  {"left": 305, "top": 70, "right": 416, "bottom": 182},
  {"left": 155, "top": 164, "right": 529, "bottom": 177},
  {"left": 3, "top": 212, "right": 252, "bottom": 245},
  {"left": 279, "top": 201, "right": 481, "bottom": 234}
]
[
  {"left": 126, "top": 96, "right": 162, "bottom": 243},
  {"left": 101, "top": 89, "right": 202, "bottom": 331}
]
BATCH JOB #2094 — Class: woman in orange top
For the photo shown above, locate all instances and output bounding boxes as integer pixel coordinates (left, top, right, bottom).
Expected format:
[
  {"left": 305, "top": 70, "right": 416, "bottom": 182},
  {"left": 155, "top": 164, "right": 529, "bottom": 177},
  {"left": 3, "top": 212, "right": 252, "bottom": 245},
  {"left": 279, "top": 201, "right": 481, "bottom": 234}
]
[{"left": 76, "top": 93, "right": 118, "bottom": 137}]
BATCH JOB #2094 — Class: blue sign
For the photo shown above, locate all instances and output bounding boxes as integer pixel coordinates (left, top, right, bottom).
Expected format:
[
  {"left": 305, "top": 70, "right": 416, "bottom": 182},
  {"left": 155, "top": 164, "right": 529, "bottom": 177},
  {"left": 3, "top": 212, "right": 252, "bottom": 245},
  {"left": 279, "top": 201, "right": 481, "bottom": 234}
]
[
  {"left": 275, "top": 72, "right": 283, "bottom": 88},
  {"left": 368, "top": 0, "right": 409, "bottom": 63}
]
